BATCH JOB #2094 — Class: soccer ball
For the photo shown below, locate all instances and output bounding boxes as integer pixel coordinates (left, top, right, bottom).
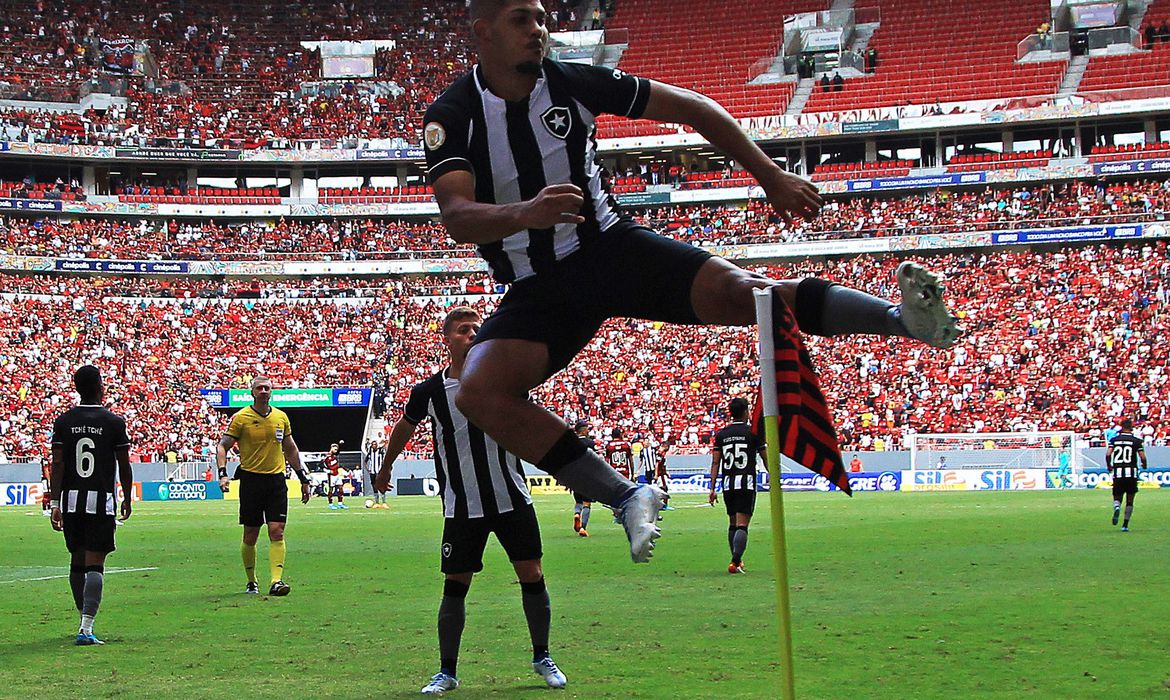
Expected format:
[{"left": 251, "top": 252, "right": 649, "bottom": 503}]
[{"left": 364, "top": 499, "right": 374, "bottom": 509}]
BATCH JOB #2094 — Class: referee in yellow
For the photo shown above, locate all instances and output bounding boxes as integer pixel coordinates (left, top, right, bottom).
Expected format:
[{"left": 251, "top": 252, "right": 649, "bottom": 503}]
[{"left": 216, "top": 376, "right": 312, "bottom": 596}]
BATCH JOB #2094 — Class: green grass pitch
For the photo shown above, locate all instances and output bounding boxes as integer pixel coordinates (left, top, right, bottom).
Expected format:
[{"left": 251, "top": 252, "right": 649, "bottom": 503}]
[{"left": 1, "top": 491, "right": 1167, "bottom": 699}]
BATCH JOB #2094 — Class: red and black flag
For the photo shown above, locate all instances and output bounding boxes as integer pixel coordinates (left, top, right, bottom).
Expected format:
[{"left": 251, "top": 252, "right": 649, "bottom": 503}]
[{"left": 752, "top": 289, "right": 851, "bottom": 495}]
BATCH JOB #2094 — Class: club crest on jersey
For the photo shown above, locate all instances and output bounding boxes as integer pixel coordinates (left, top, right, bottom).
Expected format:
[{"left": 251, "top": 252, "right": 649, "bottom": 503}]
[
  {"left": 541, "top": 106, "right": 571, "bottom": 139},
  {"left": 424, "top": 122, "right": 446, "bottom": 150}
]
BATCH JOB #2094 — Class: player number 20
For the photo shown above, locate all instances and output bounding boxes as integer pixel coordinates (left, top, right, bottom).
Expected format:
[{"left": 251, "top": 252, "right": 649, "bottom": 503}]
[
  {"left": 76, "top": 437, "right": 97, "bottom": 478},
  {"left": 1113, "top": 444, "right": 1133, "bottom": 466}
]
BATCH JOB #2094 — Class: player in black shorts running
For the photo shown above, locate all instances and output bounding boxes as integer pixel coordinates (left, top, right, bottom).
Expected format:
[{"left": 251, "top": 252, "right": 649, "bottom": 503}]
[
  {"left": 1106, "top": 418, "right": 1147, "bottom": 532},
  {"left": 425, "top": 0, "right": 960, "bottom": 564},
  {"left": 48, "top": 365, "right": 134, "bottom": 645},
  {"left": 709, "top": 398, "right": 767, "bottom": 573}
]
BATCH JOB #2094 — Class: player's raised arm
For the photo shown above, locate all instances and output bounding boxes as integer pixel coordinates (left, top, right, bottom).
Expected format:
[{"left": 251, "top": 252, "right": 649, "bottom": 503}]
[
  {"left": 432, "top": 170, "right": 585, "bottom": 244},
  {"left": 638, "top": 79, "right": 822, "bottom": 227},
  {"left": 376, "top": 414, "right": 420, "bottom": 493},
  {"left": 281, "top": 434, "right": 311, "bottom": 504}
]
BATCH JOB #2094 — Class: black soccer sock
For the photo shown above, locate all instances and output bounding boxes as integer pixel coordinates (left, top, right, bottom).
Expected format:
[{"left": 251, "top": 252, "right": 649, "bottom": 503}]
[
  {"left": 1124, "top": 504, "right": 1133, "bottom": 526},
  {"left": 69, "top": 565, "right": 86, "bottom": 612},
  {"left": 794, "top": 278, "right": 910, "bottom": 338},
  {"left": 540, "top": 430, "right": 636, "bottom": 506},
  {"left": 82, "top": 565, "right": 104, "bottom": 618},
  {"left": 727, "top": 526, "right": 737, "bottom": 556},
  {"left": 580, "top": 505, "right": 591, "bottom": 529},
  {"left": 731, "top": 526, "right": 749, "bottom": 565},
  {"left": 520, "top": 578, "right": 551, "bottom": 661},
  {"left": 438, "top": 579, "right": 469, "bottom": 676}
]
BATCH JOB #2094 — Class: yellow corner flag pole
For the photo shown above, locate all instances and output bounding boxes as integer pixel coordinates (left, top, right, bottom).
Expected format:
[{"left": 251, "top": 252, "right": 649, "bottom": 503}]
[{"left": 754, "top": 288, "right": 797, "bottom": 700}]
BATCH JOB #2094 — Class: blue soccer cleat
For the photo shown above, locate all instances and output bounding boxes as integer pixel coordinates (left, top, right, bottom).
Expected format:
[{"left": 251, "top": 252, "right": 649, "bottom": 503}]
[{"left": 75, "top": 632, "right": 104, "bottom": 646}]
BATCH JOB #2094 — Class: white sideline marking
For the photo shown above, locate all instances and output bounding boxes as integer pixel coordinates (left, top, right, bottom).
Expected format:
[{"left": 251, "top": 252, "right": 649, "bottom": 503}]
[{"left": 0, "top": 566, "right": 159, "bottom": 584}]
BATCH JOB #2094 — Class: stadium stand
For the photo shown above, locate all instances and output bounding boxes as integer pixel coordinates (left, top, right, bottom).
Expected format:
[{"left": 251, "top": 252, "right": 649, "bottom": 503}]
[
  {"left": 3, "top": 179, "right": 1164, "bottom": 258},
  {"left": 803, "top": 0, "right": 1067, "bottom": 114},
  {"left": 0, "top": 241, "right": 1165, "bottom": 462}
]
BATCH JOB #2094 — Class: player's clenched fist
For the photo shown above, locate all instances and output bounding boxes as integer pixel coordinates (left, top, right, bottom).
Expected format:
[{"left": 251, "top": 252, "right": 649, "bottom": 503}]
[{"left": 524, "top": 183, "right": 585, "bottom": 229}]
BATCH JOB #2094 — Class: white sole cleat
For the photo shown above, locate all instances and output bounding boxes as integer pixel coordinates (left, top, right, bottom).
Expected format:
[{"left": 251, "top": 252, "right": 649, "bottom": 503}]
[{"left": 895, "top": 261, "right": 961, "bottom": 349}]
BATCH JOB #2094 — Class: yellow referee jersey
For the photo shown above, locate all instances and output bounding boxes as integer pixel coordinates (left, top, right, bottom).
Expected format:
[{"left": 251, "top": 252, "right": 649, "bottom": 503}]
[{"left": 225, "top": 405, "right": 292, "bottom": 475}]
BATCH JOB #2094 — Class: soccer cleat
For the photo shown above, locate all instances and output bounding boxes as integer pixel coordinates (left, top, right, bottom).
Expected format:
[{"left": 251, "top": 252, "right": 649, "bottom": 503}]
[
  {"left": 420, "top": 672, "right": 459, "bottom": 695},
  {"left": 728, "top": 562, "right": 745, "bottom": 574},
  {"left": 75, "top": 632, "right": 104, "bottom": 646},
  {"left": 1112, "top": 507, "right": 1120, "bottom": 526},
  {"left": 895, "top": 261, "right": 961, "bottom": 349},
  {"left": 578, "top": 528, "right": 589, "bottom": 537},
  {"left": 338, "top": 503, "right": 348, "bottom": 509},
  {"left": 1121, "top": 526, "right": 1130, "bottom": 533},
  {"left": 616, "top": 485, "right": 665, "bottom": 563},
  {"left": 573, "top": 513, "right": 582, "bottom": 533},
  {"left": 269, "top": 581, "right": 291, "bottom": 596},
  {"left": 245, "top": 581, "right": 260, "bottom": 595},
  {"left": 532, "top": 656, "right": 568, "bottom": 689},
  {"left": 328, "top": 503, "right": 338, "bottom": 510}
]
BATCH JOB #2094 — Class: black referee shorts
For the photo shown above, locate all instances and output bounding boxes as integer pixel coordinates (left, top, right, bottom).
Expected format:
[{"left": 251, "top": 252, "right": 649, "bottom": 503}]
[
  {"left": 473, "top": 220, "right": 713, "bottom": 378},
  {"left": 237, "top": 469, "right": 289, "bottom": 526},
  {"left": 723, "top": 489, "right": 757, "bottom": 518},
  {"left": 440, "top": 504, "right": 543, "bottom": 575},
  {"left": 1112, "top": 477, "right": 1139, "bottom": 500},
  {"left": 63, "top": 513, "right": 116, "bottom": 554}
]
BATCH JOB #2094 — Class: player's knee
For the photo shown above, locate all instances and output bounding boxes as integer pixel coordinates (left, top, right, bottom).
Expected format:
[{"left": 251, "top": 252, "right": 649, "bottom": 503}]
[{"left": 453, "top": 383, "right": 488, "bottom": 423}]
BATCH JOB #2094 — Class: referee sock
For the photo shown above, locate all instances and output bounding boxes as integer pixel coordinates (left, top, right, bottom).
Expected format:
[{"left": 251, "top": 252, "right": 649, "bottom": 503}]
[
  {"left": 439, "top": 579, "right": 470, "bottom": 677},
  {"left": 731, "top": 526, "right": 749, "bottom": 565},
  {"left": 80, "top": 565, "right": 103, "bottom": 633},
  {"left": 539, "top": 430, "right": 636, "bottom": 506},
  {"left": 269, "top": 540, "right": 286, "bottom": 583},
  {"left": 69, "top": 564, "right": 86, "bottom": 611},
  {"left": 520, "top": 578, "right": 551, "bottom": 662},
  {"left": 241, "top": 542, "right": 257, "bottom": 584},
  {"left": 795, "top": 278, "right": 910, "bottom": 338}
]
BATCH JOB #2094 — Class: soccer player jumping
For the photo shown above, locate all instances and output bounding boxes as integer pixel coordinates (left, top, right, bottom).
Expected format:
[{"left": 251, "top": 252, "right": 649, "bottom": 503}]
[{"left": 425, "top": 0, "right": 959, "bottom": 563}]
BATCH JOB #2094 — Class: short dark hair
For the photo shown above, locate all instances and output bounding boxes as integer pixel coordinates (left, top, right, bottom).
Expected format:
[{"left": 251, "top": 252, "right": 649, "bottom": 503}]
[
  {"left": 74, "top": 365, "right": 102, "bottom": 402},
  {"left": 469, "top": 0, "right": 512, "bottom": 21},
  {"left": 729, "top": 397, "right": 749, "bottom": 419},
  {"left": 574, "top": 419, "right": 589, "bottom": 432},
  {"left": 1121, "top": 418, "right": 1133, "bottom": 431},
  {"left": 611, "top": 426, "right": 623, "bottom": 439},
  {"left": 442, "top": 306, "right": 481, "bottom": 336}
]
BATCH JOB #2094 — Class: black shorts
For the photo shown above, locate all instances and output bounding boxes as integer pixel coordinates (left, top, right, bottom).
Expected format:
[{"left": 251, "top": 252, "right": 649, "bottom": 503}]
[
  {"left": 723, "top": 489, "right": 757, "bottom": 517},
  {"left": 238, "top": 469, "right": 289, "bottom": 527},
  {"left": 1112, "top": 477, "right": 1139, "bottom": 499},
  {"left": 473, "top": 221, "right": 713, "bottom": 378},
  {"left": 573, "top": 491, "right": 591, "bottom": 505},
  {"left": 63, "top": 513, "right": 116, "bottom": 554},
  {"left": 440, "top": 504, "right": 543, "bottom": 575}
]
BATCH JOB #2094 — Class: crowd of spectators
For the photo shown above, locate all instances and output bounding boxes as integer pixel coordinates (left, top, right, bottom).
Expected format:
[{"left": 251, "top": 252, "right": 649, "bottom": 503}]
[
  {"left": 0, "top": 0, "right": 595, "bottom": 148},
  {"left": 0, "top": 240, "right": 1166, "bottom": 463},
  {"left": 2, "top": 179, "right": 1167, "bottom": 259}
]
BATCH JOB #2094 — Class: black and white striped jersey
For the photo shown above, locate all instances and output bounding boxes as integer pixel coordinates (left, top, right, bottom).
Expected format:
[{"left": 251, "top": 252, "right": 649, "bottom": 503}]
[
  {"left": 1108, "top": 432, "right": 1144, "bottom": 479},
  {"left": 424, "top": 59, "right": 651, "bottom": 283},
  {"left": 404, "top": 369, "right": 531, "bottom": 519},
  {"left": 51, "top": 405, "right": 131, "bottom": 516},
  {"left": 713, "top": 421, "right": 764, "bottom": 491},
  {"left": 639, "top": 440, "right": 659, "bottom": 479}
]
